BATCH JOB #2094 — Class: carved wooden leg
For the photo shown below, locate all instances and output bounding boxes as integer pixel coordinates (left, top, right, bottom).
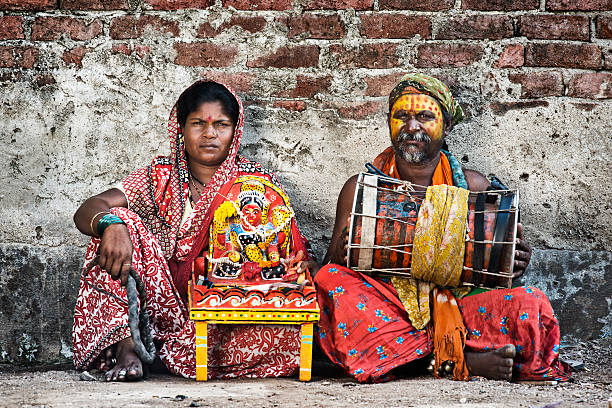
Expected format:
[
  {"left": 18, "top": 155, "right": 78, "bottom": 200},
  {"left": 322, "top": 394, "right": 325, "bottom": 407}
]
[
  {"left": 299, "top": 323, "right": 314, "bottom": 381},
  {"left": 195, "top": 322, "right": 208, "bottom": 381}
]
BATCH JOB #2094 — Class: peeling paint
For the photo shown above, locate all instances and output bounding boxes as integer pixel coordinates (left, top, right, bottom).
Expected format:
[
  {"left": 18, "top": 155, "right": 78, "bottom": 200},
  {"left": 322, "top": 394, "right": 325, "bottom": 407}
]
[{"left": 16, "top": 334, "right": 38, "bottom": 364}]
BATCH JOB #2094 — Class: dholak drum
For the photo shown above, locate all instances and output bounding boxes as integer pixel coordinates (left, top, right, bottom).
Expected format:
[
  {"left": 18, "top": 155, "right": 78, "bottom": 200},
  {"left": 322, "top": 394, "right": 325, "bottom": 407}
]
[{"left": 348, "top": 173, "right": 519, "bottom": 289}]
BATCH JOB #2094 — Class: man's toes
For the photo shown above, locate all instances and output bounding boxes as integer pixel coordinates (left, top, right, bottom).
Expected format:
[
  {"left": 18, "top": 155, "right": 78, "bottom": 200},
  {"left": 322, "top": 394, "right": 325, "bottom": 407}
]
[{"left": 502, "top": 357, "right": 514, "bottom": 367}]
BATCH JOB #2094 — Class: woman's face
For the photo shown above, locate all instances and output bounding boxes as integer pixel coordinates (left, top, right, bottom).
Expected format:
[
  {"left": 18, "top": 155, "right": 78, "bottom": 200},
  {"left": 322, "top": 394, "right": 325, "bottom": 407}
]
[{"left": 183, "top": 101, "right": 235, "bottom": 167}]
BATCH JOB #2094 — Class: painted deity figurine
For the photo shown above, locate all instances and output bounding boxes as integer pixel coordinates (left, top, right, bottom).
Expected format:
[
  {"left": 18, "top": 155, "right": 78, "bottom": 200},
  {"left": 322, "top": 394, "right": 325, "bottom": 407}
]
[{"left": 207, "top": 176, "right": 296, "bottom": 283}]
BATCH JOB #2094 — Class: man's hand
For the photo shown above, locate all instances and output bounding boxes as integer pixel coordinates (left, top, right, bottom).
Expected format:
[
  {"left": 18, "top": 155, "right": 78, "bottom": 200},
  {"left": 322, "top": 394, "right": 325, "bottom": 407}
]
[
  {"left": 512, "top": 223, "right": 532, "bottom": 280},
  {"left": 98, "top": 223, "right": 133, "bottom": 287}
]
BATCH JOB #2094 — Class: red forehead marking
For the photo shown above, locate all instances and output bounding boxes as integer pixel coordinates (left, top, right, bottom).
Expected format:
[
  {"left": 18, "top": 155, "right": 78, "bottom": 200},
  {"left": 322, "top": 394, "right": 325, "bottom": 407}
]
[{"left": 206, "top": 116, "right": 212, "bottom": 121}]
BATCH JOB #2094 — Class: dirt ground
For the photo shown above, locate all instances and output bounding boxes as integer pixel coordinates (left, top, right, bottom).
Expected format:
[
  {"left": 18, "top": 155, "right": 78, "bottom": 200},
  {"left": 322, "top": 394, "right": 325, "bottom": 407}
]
[{"left": 1, "top": 339, "right": 610, "bottom": 408}]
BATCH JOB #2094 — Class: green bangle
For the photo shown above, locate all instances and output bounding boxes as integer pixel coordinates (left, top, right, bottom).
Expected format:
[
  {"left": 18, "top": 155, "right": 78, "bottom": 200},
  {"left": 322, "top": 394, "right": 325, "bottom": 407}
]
[{"left": 96, "top": 214, "right": 126, "bottom": 236}]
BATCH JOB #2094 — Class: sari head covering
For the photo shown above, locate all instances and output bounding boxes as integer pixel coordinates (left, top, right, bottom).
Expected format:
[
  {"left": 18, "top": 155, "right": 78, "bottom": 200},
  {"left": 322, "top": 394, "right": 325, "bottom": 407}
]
[
  {"left": 121, "top": 80, "right": 248, "bottom": 260},
  {"left": 388, "top": 73, "right": 465, "bottom": 127}
]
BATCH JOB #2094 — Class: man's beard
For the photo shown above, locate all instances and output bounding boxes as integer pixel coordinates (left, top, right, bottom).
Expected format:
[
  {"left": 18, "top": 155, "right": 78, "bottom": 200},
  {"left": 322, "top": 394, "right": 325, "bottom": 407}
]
[{"left": 394, "top": 131, "right": 431, "bottom": 163}]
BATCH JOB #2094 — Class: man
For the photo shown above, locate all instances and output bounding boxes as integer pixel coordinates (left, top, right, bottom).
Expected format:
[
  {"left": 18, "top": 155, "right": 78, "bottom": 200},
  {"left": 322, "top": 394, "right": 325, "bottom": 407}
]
[{"left": 314, "top": 73, "right": 570, "bottom": 383}]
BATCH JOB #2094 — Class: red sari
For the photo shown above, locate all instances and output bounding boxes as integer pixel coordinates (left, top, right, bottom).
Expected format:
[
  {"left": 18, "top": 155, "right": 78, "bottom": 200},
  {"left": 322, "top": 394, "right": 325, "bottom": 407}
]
[
  {"left": 72, "top": 82, "right": 308, "bottom": 379},
  {"left": 315, "top": 148, "right": 570, "bottom": 383}
]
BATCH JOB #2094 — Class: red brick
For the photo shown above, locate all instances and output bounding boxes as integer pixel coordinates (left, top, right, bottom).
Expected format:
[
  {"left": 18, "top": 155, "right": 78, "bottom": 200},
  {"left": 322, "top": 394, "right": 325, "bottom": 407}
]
[
  {"left": 273, "top": 100, "right": 307, "bottom": 112},
  {"left": 379, "top": 0, "right": 452, "bottom": 11},
  {"left": 508, "top": 71, "right": 564, "bottom": 98},
  {"left": 0, "top": 46, "right": 39, "bottom": 68},
  {"left": 0, "top": 47, "right": 14, "bottom": 68},
  {"left": 604, "top": 48, "right": 612, "bottom": 69},
  {"left": 360, "top": 14, "right": 430, "bottom": 39},
  {"left": 336, "top": 100, "right": 384, "bottom": 119},
  {"left": 222, "top": 0, "right": 291, "bottom": 10},
  {"left": 281, "top": 14, "right": 346, "bottom": 39},
  {"left": 525, "top": 43, "right": 601, "bottom": 69},
  {"left": 32, "top": 17, "right": 103, "bottom": 41},
  {"left": 494, "top": 44, "right": 524, "bottom": 68},
  {"left": 110, "top": 15, "right": 179, "bottom": 39},
  {"left": 596, "top": 16, "right": 612, "bottom": 39},
  {"left": 62, "top": 45, "right": 91, "bottom": 67},
  {"left": 133, "top": 44, "right": 150, "bottom": 58},
  {"left": 199, "top": 71, "right": 256, "bottom": 93},
  {"left": 547, "top": 0, "right": 612, "bottom": 11},
  {"left": 436, "top": 15, "right": 513, "bottom": 40},
  {"left": 568, "top": 73, "right": 612, "bottom": 99},
  {"left": 303, "top": 0, "right": 373, "bottom": 9},
  {"left": 519, "top": 15, "right": 589, "bottom": 40},
  {"left": 416, "top": 43, "right": 483, "bottom": 67},
  {"left": 490, "top": 100, "right": 549, "bottom": 115},
  {"left": 329, "top": 43, "right": 399, "bottom": 69},
  {"left": 60, "top": 0, "right": 128, "bottom": 10},
  {"left": 0, "top": 16, "right": 24, "bottom": 40},
  {"left": 275, "top": 74, "right": 332, "bottom": 98},
  {"left": 198, "top": 15, "right": 267, "bottom": 37},
  {"left": 146, "top": 0, "right": 213, "bottom": 9},
  {"left": 462, "top": 0, "right": 538, "bottom": 10},
  {"left": 35, "top": 73, "right": 56, "bottom": 87},
  {"left": 247, "top": 45, "right": 319, "bottom": 68},
  {"left": 230, "top": 15, "right": 267, "bottom": 33},
  {"left": 0, "top": 0, "right": 56, "bottom": 11},
  {"left": 174, "top": 42, "right": 238, "bottom": 67},
  {"left": 112, "top": 43, "right": 132, "bottom": 55},
  {"left": 0, "top": 71, "right": 23, "bottom": 82},
  {"left": 362, "top": 73, "right": 404, "bottom": 97}
]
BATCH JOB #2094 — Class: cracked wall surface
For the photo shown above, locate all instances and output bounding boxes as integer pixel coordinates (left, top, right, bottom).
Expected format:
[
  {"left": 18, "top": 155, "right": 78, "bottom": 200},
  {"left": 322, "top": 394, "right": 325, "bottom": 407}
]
[{"left": 0, "top": 0, "right": 611, "bottom": 364}]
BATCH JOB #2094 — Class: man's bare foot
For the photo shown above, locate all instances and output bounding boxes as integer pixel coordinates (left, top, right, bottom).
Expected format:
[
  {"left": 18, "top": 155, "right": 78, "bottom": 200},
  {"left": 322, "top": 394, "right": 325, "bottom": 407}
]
[
  {"left": 104, "top": 337, "right": 143, "bottom": 382},
  {"left": 465, "top": 344, "right": 516, "bottom": 381}
]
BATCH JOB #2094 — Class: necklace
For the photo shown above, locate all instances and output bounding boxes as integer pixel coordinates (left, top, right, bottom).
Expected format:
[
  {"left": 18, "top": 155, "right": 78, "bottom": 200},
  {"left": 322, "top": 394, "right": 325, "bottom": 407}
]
[{"left": 190, "top": 171, "right": 206, "bottom": 187}]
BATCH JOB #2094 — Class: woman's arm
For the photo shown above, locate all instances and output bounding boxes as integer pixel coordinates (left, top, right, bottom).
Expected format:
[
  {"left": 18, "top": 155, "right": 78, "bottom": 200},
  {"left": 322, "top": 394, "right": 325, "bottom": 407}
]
[
  {"left": 74, "top": 188, "right": 133, "bottom": 286},
  {"left": 322, "top": 175, "right": 358, "bottom": 267}
]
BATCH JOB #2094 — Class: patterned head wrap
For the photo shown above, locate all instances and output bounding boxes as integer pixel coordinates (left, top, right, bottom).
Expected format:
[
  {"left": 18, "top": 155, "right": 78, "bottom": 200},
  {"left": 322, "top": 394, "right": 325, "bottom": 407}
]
[{"left": 388, "top": 73, "right": 464, "bottom": 127}]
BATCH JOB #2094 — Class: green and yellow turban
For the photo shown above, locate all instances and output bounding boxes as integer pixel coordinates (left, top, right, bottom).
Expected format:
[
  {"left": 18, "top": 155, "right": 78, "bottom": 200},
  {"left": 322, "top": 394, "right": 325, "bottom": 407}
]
[{"left": 389, "top": 73, "right": 464, "bottom": 127}]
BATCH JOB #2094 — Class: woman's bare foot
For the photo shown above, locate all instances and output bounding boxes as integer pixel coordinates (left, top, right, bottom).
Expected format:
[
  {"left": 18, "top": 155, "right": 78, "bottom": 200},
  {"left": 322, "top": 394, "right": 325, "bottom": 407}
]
[
  {"left": 465, "top": 344, "right": 516, "bottom": 381},
  {"left": 104, "top": 337, "right": 143, "bottom": 382}
]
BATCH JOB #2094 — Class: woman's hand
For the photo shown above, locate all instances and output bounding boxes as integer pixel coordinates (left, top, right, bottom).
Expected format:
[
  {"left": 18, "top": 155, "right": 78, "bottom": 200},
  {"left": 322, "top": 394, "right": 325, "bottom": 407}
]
[
  {"left": 98, "top": 223, "right": 133, "bottom": 287},
  {"left": 512, "top": 223, "right": 532, "bottom": 280}
]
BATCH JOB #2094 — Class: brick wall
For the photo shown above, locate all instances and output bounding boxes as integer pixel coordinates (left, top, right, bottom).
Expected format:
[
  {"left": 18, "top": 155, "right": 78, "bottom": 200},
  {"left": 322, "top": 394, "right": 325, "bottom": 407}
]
[
  {"left": 0, "top": 0, "right": 611, "bottom": 362},
  {"left": 1, "top": 1, "right": 610, "bottom": 109}
]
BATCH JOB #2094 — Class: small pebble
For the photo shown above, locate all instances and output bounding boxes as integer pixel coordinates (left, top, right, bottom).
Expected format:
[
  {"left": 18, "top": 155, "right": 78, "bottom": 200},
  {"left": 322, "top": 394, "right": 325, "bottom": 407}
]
[
  {"left": 459, "top": 398, "right": 467, "bottom": 404},
  {"left": 321, "top": 381, "right": 331, "bottom": 386},
  {"left": 174, "top": 395, "right": 187, "bottom": 401},
  {"left": 189, "top": 402, "right": 200, "bottom": 407}
]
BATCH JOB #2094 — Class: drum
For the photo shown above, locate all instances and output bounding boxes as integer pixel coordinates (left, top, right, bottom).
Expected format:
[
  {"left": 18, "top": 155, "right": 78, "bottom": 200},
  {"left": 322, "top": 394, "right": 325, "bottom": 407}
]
[{"left": 347, "top": 173, "right": 519, "bottom": 289}]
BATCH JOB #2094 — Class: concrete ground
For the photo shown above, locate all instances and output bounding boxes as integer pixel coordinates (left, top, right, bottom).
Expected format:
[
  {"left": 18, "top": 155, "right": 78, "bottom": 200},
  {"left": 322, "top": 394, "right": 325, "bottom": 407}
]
[{"left": 1, "top": 339, "right": 610, "bottom": 408}]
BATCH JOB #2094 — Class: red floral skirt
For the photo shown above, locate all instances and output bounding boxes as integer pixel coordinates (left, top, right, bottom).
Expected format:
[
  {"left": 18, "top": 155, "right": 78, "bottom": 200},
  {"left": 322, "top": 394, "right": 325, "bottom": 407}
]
[
  {"left": 315, "top": 264, "right": 570, "bottom": 383},
  {"left": 72, "top": 208, "right": 300, "bottom": 379}
]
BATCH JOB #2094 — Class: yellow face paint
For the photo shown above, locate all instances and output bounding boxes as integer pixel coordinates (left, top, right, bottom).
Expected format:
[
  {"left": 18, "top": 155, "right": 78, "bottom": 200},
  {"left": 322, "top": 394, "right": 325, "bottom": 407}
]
[{"left": 389, "top": 93, "right": 444, "bottom": 142}]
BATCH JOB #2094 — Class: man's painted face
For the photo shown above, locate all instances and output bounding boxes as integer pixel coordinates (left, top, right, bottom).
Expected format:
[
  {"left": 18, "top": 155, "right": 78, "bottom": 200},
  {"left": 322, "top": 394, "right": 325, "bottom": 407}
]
[
  {"left": 389, "top": 93, "right": 445, "bottom": 163},
  {"left": 242, "top": 203, "right": 262, "bottom": 228}
]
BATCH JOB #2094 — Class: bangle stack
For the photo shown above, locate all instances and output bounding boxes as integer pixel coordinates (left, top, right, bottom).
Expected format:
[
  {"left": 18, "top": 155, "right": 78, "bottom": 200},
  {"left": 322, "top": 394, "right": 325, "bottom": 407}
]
[
  {"left": 90, "top": 211, "right": 110, "bottom": 236},
  {"left": 96, "top": 214, "right": 126, "bottom": 236}
]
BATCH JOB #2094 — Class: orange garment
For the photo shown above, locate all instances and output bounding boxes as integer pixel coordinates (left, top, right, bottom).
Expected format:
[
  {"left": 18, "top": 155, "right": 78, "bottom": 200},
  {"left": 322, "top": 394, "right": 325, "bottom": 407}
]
[{"left": 372, "top": 146, "right": 469, "bottom": 380}]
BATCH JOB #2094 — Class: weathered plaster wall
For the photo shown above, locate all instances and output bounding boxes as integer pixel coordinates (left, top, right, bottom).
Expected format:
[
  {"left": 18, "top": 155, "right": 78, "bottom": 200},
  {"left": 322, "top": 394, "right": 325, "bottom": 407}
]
[{"left": 0, "top": 0, "right": 611, "bottom": 364}]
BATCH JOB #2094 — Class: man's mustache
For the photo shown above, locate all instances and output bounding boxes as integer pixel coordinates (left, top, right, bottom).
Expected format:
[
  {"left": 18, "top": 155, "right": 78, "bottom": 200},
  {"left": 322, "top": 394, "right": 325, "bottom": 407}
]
[{"left": 397, "top": 131, "right": 431, "bottom": 144}]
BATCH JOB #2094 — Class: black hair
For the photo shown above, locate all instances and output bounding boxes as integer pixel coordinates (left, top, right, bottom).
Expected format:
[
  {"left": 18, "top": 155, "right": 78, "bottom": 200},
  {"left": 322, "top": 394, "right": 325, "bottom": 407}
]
[
  {"left": 176, "top": 81, "right": 239, "bottom": 129},
  {"left": 240, "top": 196, "right": 264, "bottom": 209}
]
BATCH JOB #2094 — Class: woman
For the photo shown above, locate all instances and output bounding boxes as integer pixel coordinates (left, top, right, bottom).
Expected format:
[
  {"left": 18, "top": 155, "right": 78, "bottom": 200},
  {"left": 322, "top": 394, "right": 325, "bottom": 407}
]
[{"left": 72, "top": 81, "right": 309, "bottom": 381}]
